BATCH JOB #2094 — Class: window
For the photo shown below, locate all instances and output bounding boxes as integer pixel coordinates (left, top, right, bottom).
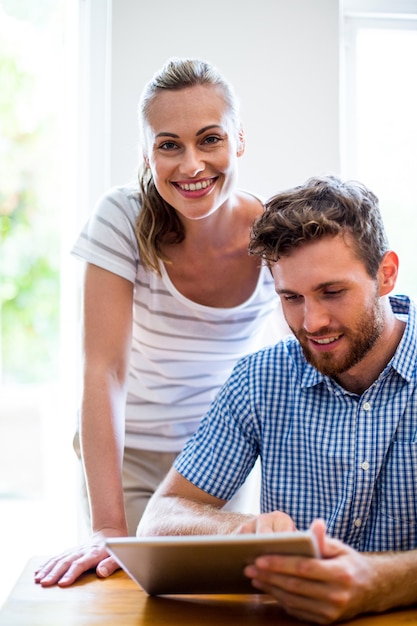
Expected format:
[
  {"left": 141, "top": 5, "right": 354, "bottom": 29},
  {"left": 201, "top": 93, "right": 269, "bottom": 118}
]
[
  {"left": 0, "top": 0, "right": 79, "bottom": 604},
  {"left": 341, "top": 0, "right": 417, "bottom": 296}
]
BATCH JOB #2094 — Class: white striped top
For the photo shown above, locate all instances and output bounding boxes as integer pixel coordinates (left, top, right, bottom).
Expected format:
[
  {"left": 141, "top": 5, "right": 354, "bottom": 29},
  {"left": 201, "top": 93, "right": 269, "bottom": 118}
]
[{"left": 72, "top": 185, "right": 287, "bottom": 452}]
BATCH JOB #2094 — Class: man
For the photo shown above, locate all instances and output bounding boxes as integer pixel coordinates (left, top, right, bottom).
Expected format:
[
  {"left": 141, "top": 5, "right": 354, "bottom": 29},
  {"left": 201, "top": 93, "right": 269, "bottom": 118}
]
[{"left": 138, "top": 175, "right": 417, "bottom": 624}]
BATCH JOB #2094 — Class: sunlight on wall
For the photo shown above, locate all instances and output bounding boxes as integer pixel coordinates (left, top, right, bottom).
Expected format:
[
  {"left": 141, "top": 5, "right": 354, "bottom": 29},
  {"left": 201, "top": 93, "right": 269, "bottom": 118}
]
[
  {"left": 356, "top": 28, "right": 417, "bottom": 296},
  {"left": 343, "top": 21, "right": 417, "bottom": 297}
]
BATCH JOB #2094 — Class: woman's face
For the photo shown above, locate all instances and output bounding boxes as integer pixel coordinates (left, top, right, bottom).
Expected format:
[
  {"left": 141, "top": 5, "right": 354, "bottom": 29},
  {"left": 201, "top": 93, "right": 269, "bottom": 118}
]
[{"left": 143, "top": 84, "right": 245, "bottom": 222}]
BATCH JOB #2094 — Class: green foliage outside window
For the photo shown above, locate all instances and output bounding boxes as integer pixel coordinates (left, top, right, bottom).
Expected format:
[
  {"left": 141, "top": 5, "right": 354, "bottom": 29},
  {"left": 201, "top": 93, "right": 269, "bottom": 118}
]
[{"left": 0, "top": 2, "right": 63, "bottom": 383}]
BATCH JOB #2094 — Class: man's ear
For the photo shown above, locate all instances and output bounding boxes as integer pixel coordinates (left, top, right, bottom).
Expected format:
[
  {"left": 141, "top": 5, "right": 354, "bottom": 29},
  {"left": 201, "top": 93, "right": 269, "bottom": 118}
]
[
  {"left": 378, "top": 250, "right": 399, "bottom": 296},
  {"left": 237, "top": 128, "right": 246, "bottom": 157}
]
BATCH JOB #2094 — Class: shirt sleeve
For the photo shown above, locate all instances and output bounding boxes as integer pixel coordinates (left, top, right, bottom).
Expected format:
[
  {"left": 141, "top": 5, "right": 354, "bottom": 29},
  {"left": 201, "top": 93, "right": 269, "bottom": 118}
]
[
  {"left": 174, "top": 356, "right": 260, "bottom": 500},
  {"left": 71, "top": 186, "right": 141, "bottom": 283}
]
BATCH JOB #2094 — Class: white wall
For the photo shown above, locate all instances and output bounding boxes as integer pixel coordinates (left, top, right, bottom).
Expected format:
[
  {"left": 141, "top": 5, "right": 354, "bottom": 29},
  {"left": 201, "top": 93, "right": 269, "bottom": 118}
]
[{"left": 107, "top": 0, "right": 340, "bottom": 200}]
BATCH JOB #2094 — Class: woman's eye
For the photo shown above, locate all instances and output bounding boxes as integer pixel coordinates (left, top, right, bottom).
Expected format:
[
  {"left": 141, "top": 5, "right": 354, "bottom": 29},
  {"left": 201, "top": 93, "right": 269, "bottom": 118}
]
[
  {"left": 203, "top": 135, "right": 221, "bottom": 145},
  {"left": 159, "top": 141, "right": 178, "bottom": 151}
]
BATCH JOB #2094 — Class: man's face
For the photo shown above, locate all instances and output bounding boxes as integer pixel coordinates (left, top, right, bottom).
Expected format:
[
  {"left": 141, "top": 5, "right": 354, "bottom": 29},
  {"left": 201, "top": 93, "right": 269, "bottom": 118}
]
[{"left": 271, "top": 234, "right": 384, "bottom": 379}]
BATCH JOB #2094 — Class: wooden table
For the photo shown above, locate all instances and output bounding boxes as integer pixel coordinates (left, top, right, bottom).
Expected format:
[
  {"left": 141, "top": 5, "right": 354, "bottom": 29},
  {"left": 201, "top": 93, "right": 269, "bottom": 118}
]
[{"left": 1, "top": 557, "right": 417, "bottom": 626}]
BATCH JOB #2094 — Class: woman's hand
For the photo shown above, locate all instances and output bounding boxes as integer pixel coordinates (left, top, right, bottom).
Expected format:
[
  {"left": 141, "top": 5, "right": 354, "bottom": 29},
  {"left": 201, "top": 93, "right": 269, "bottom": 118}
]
[{"left": 34, "top": 530, "right": 122, "bottom": 587}]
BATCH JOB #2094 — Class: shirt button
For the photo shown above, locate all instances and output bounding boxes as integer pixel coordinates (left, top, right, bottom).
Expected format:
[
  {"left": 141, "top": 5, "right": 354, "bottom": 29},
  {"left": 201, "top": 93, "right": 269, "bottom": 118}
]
[
  {"left": 363, "top": 402, "right": 371, "bottom": 411},
  {"left": 354, "top": 518, "right": 362, "bottom": 528},
  {"left": 361, "top": 461, "right": 370, "bottom": 471}
]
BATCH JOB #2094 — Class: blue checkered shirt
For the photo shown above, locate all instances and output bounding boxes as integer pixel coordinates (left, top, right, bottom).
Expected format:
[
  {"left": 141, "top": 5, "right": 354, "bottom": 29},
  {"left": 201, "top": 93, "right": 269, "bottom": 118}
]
[{"left": 175, "top": 295, "right": 417, "bottom": 552}]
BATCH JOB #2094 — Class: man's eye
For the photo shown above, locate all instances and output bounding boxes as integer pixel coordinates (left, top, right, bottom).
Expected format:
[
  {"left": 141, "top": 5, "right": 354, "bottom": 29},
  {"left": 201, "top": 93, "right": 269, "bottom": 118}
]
[
  {"left": 283, "top": 294, "right": 301, "bottom": 302},
  {"left": 324, "top": 290, "right": 345, "bottom": 297}
]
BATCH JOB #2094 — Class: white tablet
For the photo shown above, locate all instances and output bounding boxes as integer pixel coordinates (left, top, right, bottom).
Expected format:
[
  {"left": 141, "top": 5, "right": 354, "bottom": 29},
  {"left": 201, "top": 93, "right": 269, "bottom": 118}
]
[{"left": 106, "top": 531, "right": 320, "bottom": 595}]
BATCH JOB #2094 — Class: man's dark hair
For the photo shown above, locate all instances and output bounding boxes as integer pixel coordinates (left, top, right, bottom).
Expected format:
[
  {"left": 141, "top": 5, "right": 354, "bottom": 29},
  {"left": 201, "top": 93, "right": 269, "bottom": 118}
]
[{"left": 249, "top": 175, "right": 389, "bottom": 278}]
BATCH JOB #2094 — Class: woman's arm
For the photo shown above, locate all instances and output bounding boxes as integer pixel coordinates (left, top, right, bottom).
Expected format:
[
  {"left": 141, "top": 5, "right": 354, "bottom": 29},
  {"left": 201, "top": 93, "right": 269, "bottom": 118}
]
[
  {"left": 80, "top": 262, "right": 133, "bottom": 536},
  {"left": 35, "top": 263, "right": 133, "bottom": 586}
]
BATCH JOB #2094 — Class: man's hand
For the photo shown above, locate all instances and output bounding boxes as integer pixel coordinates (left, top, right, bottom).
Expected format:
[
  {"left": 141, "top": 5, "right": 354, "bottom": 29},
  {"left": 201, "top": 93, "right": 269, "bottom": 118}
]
[
  {"left": 235, "top": 510, "right": 297, "bottom": 534},
  {"left": 34, "top": 531, "right": 122, "bottom": 587},
  {"left": 244, "top": 519, "right": 379, "bottom": 624}
]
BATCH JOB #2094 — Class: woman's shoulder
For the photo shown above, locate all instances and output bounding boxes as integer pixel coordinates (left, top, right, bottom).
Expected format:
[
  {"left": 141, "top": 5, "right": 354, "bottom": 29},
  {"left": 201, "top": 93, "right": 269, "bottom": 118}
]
[
  {"left": 73, "top": 183, "right": 142, "bottom": 281},
  {"left": 86, "top": 184, "right": 142, "bottom": 237},
  {"left": 237, "top": 189, "right": 266, "bottom": 205},
  {"left": 231, "top": 190, "right": 266, "bottom": 231},
  {"left": 96, "top": 183, "right": 141, "bottom": 215}
]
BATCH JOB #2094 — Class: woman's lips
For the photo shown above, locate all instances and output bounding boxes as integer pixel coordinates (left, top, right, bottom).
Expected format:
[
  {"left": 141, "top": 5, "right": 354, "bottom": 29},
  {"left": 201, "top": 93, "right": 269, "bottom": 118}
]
[{"left": 173, "top": 177, "right": 217, "bottom": 196}]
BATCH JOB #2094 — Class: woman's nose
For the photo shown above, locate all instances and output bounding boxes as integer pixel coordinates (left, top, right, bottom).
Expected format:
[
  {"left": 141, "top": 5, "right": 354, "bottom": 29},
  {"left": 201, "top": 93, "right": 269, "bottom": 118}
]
[{"left": 178, "top": 147, "right": 204, "bottom": 178}]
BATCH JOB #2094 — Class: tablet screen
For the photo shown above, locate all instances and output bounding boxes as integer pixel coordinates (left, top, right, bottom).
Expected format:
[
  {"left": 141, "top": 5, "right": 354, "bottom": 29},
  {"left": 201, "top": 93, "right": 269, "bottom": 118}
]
[{"left": 106, "top": 531, "right": 320, "bottom": 595}]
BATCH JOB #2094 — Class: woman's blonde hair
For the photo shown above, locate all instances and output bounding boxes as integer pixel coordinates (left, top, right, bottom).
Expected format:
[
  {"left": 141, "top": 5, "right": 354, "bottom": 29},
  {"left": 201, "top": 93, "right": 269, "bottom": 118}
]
[{"left": 136, "top": 58, "right": 241, "bottom": 274}]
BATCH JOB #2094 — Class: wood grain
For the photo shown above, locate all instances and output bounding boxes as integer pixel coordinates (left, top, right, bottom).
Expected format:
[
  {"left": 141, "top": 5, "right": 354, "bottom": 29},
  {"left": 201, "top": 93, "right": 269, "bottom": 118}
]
[{"left": 1, "top": 557, "right": 416, "bottom": 626}]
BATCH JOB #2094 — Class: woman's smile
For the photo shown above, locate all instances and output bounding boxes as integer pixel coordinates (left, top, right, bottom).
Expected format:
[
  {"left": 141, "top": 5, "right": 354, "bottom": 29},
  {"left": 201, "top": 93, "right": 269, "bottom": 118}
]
[
  {"left": 144, "top": 84, "right": 243, "bottom": 222},
  {"left": 173, "top": 176, "right": 217, "bottom": 197}
]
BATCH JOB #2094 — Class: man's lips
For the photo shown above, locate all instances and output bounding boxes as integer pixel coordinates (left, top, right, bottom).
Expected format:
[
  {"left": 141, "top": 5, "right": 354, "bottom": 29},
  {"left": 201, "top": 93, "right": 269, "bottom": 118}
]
[
  {"left": 310, "top": 335, "right": 342, "bottom": 345},
  {"left": 307, "top": 334, "right": 343, "bottom": 350}
]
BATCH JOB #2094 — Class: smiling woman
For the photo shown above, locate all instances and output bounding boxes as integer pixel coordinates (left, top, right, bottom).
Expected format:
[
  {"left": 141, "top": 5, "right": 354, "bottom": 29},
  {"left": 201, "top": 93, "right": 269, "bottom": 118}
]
[
  {"left": 33, "top": 56, "right": 288, "bottom": 590},
  {"left": 143, "top": 84, "right": 244, "bottom": 226}
]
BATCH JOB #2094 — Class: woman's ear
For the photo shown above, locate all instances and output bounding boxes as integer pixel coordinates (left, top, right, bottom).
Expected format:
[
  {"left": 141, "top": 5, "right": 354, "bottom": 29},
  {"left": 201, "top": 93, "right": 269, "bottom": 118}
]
[
  {"left": 378, "top": 250, "right": 399, "bottom": 296},
  {"left": 143, "top": 155, "right": 150, "bottom": 168},
  {"left": 237, "top": 128, "right": 246, "bottom": 157}
]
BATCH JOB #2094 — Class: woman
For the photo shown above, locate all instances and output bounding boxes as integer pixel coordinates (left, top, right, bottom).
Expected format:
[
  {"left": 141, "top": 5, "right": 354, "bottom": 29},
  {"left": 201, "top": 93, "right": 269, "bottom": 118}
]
[{"left": 35, "top": 57, "right": 286, "bottom": 586}]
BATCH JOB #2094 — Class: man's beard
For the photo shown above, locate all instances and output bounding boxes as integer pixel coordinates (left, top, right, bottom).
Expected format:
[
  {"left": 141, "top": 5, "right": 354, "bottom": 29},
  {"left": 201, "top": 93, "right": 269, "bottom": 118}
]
[{"left": 292, "top": 299, "right": 384, "bottom": 377}]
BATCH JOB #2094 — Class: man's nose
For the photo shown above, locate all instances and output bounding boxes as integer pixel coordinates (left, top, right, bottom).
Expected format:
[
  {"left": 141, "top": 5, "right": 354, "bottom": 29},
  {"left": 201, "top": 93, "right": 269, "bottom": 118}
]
[{"left": 303, "top": 300, "right": 331, "bottom": 334}]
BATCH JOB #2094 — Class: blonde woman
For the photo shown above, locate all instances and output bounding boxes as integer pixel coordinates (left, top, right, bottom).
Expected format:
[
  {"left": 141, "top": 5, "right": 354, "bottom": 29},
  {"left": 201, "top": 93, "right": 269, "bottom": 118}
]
[{"left": 35, "top": 57, "right": 286, "bottom": 587}]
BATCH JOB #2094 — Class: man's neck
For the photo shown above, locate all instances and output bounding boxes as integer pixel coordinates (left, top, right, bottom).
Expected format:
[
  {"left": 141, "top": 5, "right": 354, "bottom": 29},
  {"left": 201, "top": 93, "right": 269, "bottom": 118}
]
[{"left": 334, "top": 315, "right": 406, "bottom": 395}]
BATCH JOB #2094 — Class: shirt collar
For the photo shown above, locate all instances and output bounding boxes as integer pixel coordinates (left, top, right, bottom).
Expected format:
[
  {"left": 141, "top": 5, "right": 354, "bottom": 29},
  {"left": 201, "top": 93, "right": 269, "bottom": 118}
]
[
  {"left": 299, "top": 294, "right": 417, "bottom": 389},
  {"left": 388, "top": 295, "right": 417, "bottom": 383}
]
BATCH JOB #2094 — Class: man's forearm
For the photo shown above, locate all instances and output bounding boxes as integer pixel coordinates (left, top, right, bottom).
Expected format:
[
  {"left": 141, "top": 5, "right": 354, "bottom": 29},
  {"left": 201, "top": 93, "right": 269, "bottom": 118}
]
[
  {"left": 137, "top": 494, "right": 255, "bottom": 536},
  {"left": 367, "top": 549, "right": 417, "bottom": 613}
]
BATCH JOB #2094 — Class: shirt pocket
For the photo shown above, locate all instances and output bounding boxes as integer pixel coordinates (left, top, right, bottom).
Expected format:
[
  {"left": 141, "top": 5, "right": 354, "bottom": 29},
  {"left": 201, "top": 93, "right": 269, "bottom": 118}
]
[{"left": 378, "top": 440, "right": 417, "bottom": 525}]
